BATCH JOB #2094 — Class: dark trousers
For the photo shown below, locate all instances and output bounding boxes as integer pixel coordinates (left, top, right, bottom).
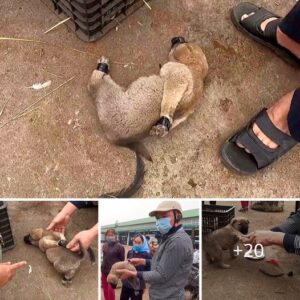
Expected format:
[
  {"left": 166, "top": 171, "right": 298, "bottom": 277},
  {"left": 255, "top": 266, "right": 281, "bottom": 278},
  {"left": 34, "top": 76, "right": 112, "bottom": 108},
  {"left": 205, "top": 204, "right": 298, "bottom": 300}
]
[
  {"left": 272, "top": 209, "right": 300, "bottom": 234},
  {"left": 120, "top": 285, "right": 143, "bottom": 300},
  {"left": 279, "top": 3, "right": 300, "bottom": 43},
  {"left": 276, "top": 4, "right": 300, "bottom": 142}
]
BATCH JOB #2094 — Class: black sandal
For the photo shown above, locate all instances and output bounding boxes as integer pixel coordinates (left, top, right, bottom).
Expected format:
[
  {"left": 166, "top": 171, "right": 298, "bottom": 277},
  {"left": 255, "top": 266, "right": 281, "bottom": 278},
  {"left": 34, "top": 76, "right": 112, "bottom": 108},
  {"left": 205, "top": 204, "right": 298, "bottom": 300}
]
[
  {"left": 221, "top": 109, "right": 297, "bottom": 175},
  {"left": 231, "top": 2, "right": 300, "bottom": 67}
]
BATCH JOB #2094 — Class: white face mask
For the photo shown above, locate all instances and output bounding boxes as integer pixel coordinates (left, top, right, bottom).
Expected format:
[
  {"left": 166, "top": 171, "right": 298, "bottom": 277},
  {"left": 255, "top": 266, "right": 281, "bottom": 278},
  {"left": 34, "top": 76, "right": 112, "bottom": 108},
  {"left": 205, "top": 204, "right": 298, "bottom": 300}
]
[{"left": 106, "top": 236, "right": 116, "bottom": 242}]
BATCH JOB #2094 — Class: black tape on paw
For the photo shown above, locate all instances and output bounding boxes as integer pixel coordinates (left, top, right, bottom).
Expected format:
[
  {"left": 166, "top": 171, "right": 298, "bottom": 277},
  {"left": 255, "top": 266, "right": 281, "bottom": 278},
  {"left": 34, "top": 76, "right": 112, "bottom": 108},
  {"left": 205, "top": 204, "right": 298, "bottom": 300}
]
[
  {"left": 171, "top": 36, "right": 186, "bottom": 48},
  {"left": 96, "top": 63, "right": 109, "bottom": 74},
  {"left": 156, "top": 116, "right": 171, "bottom": 131}
]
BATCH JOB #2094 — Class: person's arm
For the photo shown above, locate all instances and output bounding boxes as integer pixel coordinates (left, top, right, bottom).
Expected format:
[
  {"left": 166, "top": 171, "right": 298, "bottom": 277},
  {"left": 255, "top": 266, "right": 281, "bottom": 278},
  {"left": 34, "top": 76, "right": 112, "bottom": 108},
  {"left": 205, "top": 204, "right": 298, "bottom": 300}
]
[
  {"left": 70, "top": 201, "right": 90, "bottom": 209},
  {"left": 120, "top": 245, "right": 125, "bottom": 261},
  {"left": 47, "top": 202, "right": 78, "bottom": 233},
  {"left": 240, "top": 230, "right": 285, "bottom": 247},
  {"left": 282, "top": 234, "right": 300, "bottom": 254},
  {"left": 138, "top": 240, "right": 186, "bottom": 284},
  {"left": 0, "top": 262, "right": 27, "bottom": 288},
  {"left": 67, "top": 223, "right": 98, "bottom": 251}
]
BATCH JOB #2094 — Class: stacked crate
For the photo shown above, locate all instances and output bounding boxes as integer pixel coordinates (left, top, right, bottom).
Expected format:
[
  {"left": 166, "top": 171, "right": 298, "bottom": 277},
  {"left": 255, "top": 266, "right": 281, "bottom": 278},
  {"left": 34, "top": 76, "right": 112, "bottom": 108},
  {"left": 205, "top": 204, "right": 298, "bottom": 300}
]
[
  {"left": 202, "top": 204, "right": 235, "bottom": 235},
  {"left": 45, "top": 0, "right": 146, "bottom": 41},
  {"left": 0, "top": 201, "right": 15, "bottom": 253}
]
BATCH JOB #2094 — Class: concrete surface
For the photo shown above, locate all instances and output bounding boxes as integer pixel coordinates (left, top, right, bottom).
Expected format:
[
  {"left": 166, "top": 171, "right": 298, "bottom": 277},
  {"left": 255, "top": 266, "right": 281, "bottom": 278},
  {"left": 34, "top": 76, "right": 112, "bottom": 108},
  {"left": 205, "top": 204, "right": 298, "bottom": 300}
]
[
  {"left": 0, "top": 0, "right": 300, "bottom": 197},
  {"left": 0, "top": 201, "right": 98, "bottom": 300},
  {"left": 203, "top": 201, "right": 300, "bottom": 300}
]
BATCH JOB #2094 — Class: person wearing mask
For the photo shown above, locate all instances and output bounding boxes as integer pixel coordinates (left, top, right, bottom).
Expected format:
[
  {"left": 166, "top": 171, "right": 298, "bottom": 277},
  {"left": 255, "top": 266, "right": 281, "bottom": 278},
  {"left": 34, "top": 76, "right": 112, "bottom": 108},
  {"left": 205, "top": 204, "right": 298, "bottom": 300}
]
[
  {"left": 101, "top": 229, "right": 125, "bottom": 300},
  {"left": 148, "top": 237, "right": 159, "bottom": 257},
  {"left": 120, "top": 234, "right": 151, "bottom": 300},
  {"left": 116, "top": 201, "right": 193, "bottom": 300}
]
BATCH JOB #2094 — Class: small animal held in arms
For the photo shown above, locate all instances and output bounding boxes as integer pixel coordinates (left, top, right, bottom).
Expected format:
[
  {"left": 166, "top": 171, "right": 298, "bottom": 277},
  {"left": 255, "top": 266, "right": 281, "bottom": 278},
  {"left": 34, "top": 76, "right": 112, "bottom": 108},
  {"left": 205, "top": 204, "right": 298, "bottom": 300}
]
[
  {"left": 88, "top": 36, "right": 208, "bottom": 197},
  {"left": 203, "top": 217, "right": 250, "bottom": 268},
  {"left": 107, "top": 261, "right": 139, "bottom": 290},
  {"left": 24, "top": 228, "right": 95, "bottom": 286}
]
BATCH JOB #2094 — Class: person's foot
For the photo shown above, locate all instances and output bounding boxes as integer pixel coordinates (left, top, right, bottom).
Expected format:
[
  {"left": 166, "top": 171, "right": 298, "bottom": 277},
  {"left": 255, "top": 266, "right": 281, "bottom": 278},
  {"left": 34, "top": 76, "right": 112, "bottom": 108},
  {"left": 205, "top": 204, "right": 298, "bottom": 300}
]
[
  {"left": 241, "top": 13, "right": 300, "bottom": 59},
  {"left": 235, "top": 13, "right": 299, "bottom": 154},
  {"left": 236, "top": 87, "right": 294, "bottom": 153}
]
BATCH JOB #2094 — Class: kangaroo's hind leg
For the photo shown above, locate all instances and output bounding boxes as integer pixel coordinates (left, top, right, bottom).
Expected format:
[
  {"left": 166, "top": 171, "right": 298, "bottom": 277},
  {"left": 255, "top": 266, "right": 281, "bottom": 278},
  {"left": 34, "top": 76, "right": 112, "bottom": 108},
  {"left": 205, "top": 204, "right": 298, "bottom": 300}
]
[
  {"left": 150, "top": 77, "right": 188, "bottom": 137},
  {"left": 87, "top": 56, "right": 110, "bottom": 98}
]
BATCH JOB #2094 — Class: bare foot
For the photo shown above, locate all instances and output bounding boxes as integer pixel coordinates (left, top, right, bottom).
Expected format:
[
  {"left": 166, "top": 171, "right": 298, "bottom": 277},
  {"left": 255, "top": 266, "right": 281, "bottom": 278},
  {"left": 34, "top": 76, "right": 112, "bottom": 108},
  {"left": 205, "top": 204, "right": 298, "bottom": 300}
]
[
  {"left": 241, "top": 13, "right": 300, "bottom": 59},
  {"left": 236, "top": 90, "right": 293, "bottom": 153}
]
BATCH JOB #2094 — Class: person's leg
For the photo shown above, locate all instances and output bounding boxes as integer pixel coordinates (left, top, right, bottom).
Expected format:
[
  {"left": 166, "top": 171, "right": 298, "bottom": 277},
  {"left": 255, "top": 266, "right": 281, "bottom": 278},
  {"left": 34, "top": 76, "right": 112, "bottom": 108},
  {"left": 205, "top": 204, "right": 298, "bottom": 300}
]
[
  {"left": 271, "top": 209, "right": 300, "bottom": 234},
  {"left": 237, "top": 89, "right": 300, "bottom": 153},
  {"left": 238, "top": 2, "right": 300, "bottom": 58},
  {"left": 101, "top": 273, "right": 109, "bottom": 300},
  {"left": 279, "top": 3, "right": 300, "bottom": 44},
  {"left": 120, "top": 285, "right": 130, "bottom": 300},
  {"left": 239, "top": 201, "right": 249, "bottom": 212},
  {"left": 130, "top": 289, "right": 143, "bottom": 300},
  {"left": 107, "top": 283, "right": 116, "bottom": 300}
]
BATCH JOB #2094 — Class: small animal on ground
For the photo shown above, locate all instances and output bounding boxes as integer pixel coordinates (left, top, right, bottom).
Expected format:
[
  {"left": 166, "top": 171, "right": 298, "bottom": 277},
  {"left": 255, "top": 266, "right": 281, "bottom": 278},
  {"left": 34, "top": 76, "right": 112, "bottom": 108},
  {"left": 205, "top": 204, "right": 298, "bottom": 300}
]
[
  {"left": 88, "top": 36, "right": 208, "bottom": 197},
  {"left": 24, "top": 228, "right": 95, "bottom": 286},
  {"left": 203, "top": 217, "right": 249, "bottom": 268}
]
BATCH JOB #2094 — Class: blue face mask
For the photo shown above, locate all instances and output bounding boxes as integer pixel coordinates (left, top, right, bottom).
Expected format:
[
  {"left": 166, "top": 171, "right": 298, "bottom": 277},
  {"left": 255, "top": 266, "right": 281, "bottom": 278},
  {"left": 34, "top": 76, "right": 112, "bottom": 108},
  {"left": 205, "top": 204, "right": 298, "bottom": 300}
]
[
  {"left": 156, "top": 217, "right": 172, "bottom": 235},
  {"left": 132, "top": 245, "right": 143, "bottom": 252}
]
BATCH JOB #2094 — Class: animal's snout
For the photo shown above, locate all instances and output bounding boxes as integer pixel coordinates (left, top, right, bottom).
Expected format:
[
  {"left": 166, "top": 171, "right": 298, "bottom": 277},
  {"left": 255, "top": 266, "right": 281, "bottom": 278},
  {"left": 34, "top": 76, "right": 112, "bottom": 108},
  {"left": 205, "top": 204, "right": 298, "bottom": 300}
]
[
  {"left": 171, "top": 36, "right": 186, "bottom": 49},
  {"left": 240, "top": 224, "right": 249, "bottom": 235},
  {"left": 58, "top": 239, "right": 67, "bottom": 247},
  {"left": 24, "top": 234, "right": 32, "bottom": 244},
  {"left": 110, "top": 283, "right": 117, "bottom": 289}
]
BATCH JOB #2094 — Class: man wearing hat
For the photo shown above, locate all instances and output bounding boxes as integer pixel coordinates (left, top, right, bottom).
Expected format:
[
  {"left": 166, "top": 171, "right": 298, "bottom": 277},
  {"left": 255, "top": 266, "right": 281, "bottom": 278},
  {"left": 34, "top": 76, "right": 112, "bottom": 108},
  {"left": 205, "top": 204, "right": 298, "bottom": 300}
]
[{"left": 117, "top": 201, "right": 193, "bottom": 300}]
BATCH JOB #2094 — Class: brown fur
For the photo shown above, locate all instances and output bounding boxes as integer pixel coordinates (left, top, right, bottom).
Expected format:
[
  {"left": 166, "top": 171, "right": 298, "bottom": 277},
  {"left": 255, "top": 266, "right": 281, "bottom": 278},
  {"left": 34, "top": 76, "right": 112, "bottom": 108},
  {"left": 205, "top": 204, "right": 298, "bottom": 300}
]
[
  {"left": 203, "top": 217, "right": 250, "bottom": 269},
  {"left": 107, "top": 261, "right": 139, "bottom": 290},
  {"left": 89, "top": 40, "right": 208, "bottom": 197},
  {"left": 88, "top": 42, "right": 208, "bottom": 143},
  {"left": 24, "top": 228, "right": 93, "bottom": 286}
]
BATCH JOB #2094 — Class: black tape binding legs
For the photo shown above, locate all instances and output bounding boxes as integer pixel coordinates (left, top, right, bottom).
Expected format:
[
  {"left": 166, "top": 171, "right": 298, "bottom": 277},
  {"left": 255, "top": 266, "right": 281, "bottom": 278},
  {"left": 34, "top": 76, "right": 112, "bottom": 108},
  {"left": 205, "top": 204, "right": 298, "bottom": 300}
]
[
  {"left": 171, "top": 36, "right": 186, "bottom": 49},
  {"left": 96, "top": 62, "right": 109, "bottom": 74},
  {"left": 155, "top": 116, "right": 172, "bottom": 131}
]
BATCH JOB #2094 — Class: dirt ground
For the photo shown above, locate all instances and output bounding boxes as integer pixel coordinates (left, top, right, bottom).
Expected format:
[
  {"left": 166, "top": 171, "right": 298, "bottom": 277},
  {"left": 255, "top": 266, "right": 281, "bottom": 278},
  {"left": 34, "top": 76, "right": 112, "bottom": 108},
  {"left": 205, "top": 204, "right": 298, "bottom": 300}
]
[
  {"left": 0, "top": 0, "right": 300, "bottom": 198},
  {"left": 203, "top": 201, "right": 300, "bottom": 300},
  {"left": 0, "top": 201, "right": 98, "bottom": 300}
]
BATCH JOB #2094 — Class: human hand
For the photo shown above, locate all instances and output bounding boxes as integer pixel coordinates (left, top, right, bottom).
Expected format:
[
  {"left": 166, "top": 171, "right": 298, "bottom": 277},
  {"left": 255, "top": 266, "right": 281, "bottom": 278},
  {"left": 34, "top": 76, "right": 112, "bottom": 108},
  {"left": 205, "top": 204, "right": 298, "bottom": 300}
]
[
  {"left": 0, "top": 261, "right": 27, "bottom": 287},
  {"left": 47, "top": 212, "right": 70, "bottom": 234},
  {"left": 47, "top": 202, "right": 78, "bottom": 234},
  {"left": 128, "top": 258, "right": 146, "bottom": 266},
  {"left": 116, "top": 269, "right": 137, "bottom": 280},
  {"left": 67, "top": 224, "right": 98, "bottom": 252},
  {"left": 240, "top": 231, "right": 284, "bottom": 247}
]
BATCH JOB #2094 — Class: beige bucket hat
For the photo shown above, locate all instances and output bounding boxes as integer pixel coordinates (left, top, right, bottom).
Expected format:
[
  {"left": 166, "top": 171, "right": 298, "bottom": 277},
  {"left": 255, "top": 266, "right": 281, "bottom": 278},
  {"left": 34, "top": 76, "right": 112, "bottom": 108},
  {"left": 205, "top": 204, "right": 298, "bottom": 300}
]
[{"left": 149, "top": 201, "right": 183, "bottom": 217}]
